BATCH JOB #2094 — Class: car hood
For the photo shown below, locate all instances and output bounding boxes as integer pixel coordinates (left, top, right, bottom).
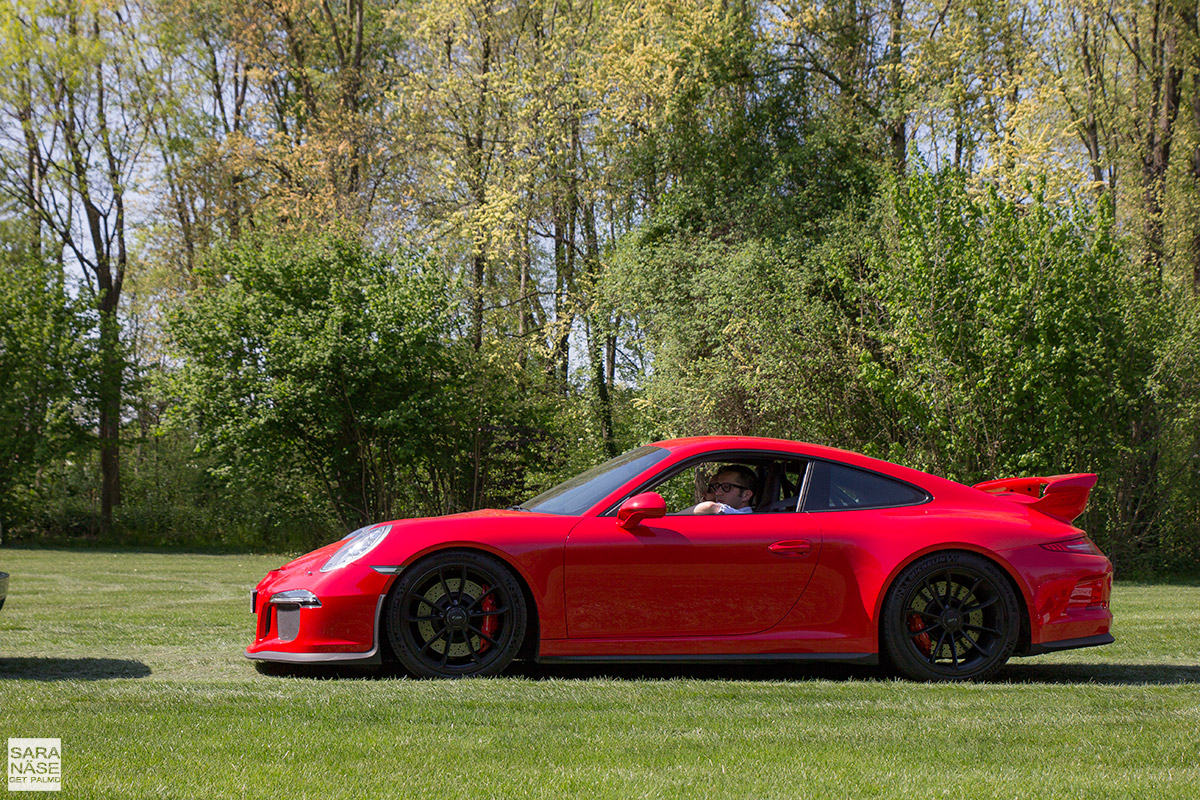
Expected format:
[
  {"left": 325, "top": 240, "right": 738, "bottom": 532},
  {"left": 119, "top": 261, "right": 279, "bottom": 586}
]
[{"left": 277, "top": 508, "right": 538, "bottom": 572}]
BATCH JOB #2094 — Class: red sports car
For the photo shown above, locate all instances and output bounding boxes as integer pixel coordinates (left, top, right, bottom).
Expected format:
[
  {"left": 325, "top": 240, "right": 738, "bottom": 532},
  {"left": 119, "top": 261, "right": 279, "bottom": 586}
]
[{"left": 246, "top": 437, "right": 1113, "bottom": 681}]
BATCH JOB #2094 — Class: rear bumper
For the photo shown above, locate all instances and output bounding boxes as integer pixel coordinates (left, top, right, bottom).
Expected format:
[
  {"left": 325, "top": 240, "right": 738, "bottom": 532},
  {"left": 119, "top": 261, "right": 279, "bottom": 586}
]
[
  {"left": 999, "top": 543, "right": 1113, "bottom": 650},
  {"left": 1031, "top": 601, "right": 1113, "bottom": 649}
]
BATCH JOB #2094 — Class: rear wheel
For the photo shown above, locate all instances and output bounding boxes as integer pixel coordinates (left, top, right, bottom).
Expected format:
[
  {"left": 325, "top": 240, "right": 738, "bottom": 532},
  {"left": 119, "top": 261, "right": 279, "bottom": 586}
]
[
  {"left": 881, "top": 551, "right": 1020, "bottom": 681},
  {"left": 386, "top": 551, "right": 526, "bottom": 678}
]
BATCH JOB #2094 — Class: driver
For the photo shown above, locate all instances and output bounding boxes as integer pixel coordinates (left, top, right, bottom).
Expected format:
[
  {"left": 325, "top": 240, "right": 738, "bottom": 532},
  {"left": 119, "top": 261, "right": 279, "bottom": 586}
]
[{"left": 676, "top": 465, "right": 755, "bottom": 515}]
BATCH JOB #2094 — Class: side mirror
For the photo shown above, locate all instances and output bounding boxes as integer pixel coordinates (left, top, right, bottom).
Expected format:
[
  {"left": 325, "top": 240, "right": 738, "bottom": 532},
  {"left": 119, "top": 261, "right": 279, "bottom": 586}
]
[{"left": 617, "top": 492, "right": 666, "bottom": 530}]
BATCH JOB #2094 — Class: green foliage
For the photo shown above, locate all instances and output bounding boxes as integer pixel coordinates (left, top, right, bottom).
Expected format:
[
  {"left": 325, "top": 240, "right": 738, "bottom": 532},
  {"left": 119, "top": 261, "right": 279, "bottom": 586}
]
[
  {"left": 113, "top": 425, "right": 339, "bottom": 552},
  {"left": 860, "top": 170, "right": 1191, "bottom": 568},
  {"left": 611, "top": 238, "right": 842, "bottom": 446},
  {"left": 642, "top": 47, "right": 877, "bottom": 243},
  {"left": 436, "top": 339, "right": 587, "bottom": 513},
  {"left": 603, "top": 68, "right": 882, "bottom": 445},
  {"left": 600, "top": 10, "right": 882, "bottom": 439},
  {"left": 0, "top": 230, "right": 90, "bottom": 531},
  {"left": 609, "top": 161, "right": 1200, "bottom": 573},
  {"left": 1135, "top": 294, "right": 1200, "bottom": 572},
  {"left": 168, "top": 232, "right": 465, "bottom": 530},
  {"left": 863, "top": 171, "right": 1153, "bottom": 477}
]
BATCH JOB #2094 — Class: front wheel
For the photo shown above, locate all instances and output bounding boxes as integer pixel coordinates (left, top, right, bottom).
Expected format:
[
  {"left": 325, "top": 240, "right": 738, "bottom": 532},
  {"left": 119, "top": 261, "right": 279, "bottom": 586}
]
[
  {"left": 386, "top": 551, "right": 527, "bottom": 678},
  {"left": 881, "top": 551, "right": 1020, "bottom": 682}
]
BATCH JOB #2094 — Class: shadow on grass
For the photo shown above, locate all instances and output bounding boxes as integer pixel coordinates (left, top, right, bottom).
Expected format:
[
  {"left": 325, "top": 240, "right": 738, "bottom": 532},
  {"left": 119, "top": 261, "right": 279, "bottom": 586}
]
[
  {"left": 0, "top": 657, "right": 151, "bottom": 681},
  {"left": 506, "top": 661, "right": 884, "bottom": 682},
  {"left": 255, "top": 659, "right": 1200, "bottom": 685},
  {"left": 510, "top": 661, "right": 1200, "bottom": 685},
  {"left": 998, "top": 662, "right": 1200, "bottom": 686},
  {"left": 253, "top": 661, "right": 392, "bottom": 681}
]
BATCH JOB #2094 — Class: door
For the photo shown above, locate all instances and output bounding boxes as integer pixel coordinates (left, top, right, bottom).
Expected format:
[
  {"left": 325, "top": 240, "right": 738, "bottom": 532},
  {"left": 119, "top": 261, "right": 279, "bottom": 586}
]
[{"left": 564, "top": 512, "right": 822, "bottom": 638}]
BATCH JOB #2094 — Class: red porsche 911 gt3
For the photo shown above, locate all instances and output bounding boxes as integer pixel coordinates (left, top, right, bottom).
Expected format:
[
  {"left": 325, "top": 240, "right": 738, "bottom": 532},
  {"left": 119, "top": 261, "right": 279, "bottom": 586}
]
[{"left": 246, "top": 437, "right": 1113, "bottom": 681}]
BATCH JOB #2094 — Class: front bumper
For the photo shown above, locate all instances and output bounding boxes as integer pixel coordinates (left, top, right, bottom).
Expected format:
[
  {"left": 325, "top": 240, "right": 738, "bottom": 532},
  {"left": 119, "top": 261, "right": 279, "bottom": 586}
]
[{"left": 245, "top": 565, "right": 392, "bottom": 665}]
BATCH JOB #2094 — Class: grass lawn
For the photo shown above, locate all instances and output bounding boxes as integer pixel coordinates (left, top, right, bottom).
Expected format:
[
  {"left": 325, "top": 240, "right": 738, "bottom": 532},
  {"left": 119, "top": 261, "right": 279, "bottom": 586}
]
[{"left": 1, "top": 547, "right": 1197, "bottom": 799}]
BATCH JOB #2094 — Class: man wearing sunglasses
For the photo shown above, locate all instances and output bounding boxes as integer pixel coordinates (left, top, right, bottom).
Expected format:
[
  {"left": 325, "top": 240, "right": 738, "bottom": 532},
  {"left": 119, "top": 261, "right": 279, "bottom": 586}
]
[{"left": 676, "top": 465, "right": 756, "bottom": 515}]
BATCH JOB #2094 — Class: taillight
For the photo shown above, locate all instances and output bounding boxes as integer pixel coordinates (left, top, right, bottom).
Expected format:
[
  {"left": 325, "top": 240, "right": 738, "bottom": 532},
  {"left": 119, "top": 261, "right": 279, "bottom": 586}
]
[{"left": 1040, "top": 537, "right": 1103, "bottom": 556}]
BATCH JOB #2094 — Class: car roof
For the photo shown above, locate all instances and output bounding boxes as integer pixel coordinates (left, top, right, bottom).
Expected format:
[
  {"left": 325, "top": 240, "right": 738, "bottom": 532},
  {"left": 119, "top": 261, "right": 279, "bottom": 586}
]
[
  {"left": 653, "top": 436, "right": 894, "bottom": 468},
  {"left": 649, "top": 436, "right": 974, "bottom": 499}
]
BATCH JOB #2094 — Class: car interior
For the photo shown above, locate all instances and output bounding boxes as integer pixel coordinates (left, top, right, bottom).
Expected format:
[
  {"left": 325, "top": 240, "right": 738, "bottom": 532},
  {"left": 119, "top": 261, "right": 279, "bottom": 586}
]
[
  {"left": 641, "top": 455, "right": 930, "bottom": 515},
  {"left": 645, "top": 456, "right": 811, "bottom": 514}
]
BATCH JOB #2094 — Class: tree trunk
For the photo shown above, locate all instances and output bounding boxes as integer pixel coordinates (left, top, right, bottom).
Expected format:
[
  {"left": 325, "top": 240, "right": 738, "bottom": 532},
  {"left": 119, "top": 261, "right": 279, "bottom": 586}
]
[
  {"left": 1187, "top": 7, "right": 1200, "bottom": 294},
  {"left": 97, "top": 307, "right": 123, "bottom": 527},
  {"left": 887, "top": 0, "right": 906, "bottom": 172},
  {"left": 1140, "top": 0, "right": 1183, "bottom": 281}
]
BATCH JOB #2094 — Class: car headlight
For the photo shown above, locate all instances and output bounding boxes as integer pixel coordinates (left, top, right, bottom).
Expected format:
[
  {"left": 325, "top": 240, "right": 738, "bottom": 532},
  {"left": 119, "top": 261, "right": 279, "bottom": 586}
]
[{"left": 320, "top": 523, "right": 392, "bottom": 572}]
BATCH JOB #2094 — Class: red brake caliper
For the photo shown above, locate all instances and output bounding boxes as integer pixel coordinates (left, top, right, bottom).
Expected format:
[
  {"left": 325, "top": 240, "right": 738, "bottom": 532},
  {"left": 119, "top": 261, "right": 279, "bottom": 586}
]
[
  {"left": 908, "top": 613, "right": 932, "bottom": 656},
  {"left": 478, "top": 586, "right": 497, "bottom": 653}
]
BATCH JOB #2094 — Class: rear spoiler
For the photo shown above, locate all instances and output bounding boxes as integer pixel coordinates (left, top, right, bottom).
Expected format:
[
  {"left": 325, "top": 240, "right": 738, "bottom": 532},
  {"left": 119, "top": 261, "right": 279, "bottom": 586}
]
[{"left": 971, "top": 473, "right": 1098, "bottom": 523}]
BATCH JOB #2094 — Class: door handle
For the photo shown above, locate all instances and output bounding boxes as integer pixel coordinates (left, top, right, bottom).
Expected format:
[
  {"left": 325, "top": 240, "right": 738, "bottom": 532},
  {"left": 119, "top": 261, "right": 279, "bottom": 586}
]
[{"left": 768, "top": 539, "right": 812, "bottom": 557}]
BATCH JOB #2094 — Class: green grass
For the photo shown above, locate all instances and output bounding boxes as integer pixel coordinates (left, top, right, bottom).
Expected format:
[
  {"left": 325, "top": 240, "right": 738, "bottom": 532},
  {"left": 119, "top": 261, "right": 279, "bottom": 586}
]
[{"left": 1, "top": 548, "right": 1198, "bottom": 799}]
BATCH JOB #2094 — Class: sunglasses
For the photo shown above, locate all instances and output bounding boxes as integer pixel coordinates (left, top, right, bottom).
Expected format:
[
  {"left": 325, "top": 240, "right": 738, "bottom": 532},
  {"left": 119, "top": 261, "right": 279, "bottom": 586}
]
[{"left": 706, "top": 481, "right": 750, "bottom": 493}]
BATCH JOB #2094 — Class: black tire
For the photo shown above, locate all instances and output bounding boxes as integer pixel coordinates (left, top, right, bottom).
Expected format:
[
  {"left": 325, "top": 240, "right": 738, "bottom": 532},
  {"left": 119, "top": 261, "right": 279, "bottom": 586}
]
[
  {"left": 386, "top": 550, "right": 526, "bottom": 678},
  {"left": 881, "top": 551, "right": 1020, "bottom": 682}
]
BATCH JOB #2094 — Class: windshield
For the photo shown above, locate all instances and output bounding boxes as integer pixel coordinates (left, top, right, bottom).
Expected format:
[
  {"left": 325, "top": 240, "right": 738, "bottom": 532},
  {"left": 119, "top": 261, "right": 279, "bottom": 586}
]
[{"left": 521, "top": 447, "right": 670, "bottom": 516}]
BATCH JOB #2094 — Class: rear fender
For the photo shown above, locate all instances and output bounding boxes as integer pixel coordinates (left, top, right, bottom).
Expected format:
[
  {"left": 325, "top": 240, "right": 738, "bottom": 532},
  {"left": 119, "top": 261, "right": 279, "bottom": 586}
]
[{"left": 871, "top": 544, "right": 1036, "bottom": 646}]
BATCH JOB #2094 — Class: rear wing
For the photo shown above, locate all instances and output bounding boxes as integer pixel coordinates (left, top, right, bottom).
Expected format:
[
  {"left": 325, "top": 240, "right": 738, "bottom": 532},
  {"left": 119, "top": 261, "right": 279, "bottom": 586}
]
[{"left": 971, "top": 473, "right": 1097, "bottom": 523}]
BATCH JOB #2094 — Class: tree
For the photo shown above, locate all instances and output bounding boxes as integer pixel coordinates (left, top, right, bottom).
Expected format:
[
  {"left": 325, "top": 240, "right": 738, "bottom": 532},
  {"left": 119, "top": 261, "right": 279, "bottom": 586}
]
[
  {"left": 0, "top": 222, "right": 89, "bottom": 531},
  {"left": 168, "top": 232, "right": 466, "bottom": 527},
  {"left": 862, "top": 170, "right": 1171, "bottom": 566},
  {"left": 204, "top": 0, "right": 398, "bottom": 226},
  {"left": 0, "top": 0, "right": 162, "bottom": 531}
]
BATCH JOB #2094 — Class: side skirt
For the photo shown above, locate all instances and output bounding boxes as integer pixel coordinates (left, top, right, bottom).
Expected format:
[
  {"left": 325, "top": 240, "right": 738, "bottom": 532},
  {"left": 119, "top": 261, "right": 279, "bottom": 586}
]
[{"left": 537, "top": 652, "right": 878, "bottom": 666}]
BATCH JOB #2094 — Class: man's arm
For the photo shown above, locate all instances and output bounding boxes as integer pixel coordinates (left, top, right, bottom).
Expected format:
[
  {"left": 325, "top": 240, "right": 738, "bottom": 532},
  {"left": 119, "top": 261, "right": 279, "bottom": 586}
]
[{"left": 673, "top": 502, "right": 749, "bottom": 515}]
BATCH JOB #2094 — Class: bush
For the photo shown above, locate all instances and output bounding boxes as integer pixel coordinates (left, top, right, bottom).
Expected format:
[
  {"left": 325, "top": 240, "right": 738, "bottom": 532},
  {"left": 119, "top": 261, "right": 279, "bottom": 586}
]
[{"left": 168, "top": 232, "right": 466, "bottom": 531}]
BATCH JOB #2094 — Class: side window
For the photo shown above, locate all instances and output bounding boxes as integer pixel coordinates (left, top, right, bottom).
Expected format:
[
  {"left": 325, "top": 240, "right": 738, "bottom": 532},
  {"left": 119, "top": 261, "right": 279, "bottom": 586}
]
[
  {"left": 644, "top": 458, "right": 782, "bottom": 514},
  {"left": 755, "top": 460, "right": 808, "bottom": 513},
  {"left": 651, "top": 466, "right": 713, "bottom": 512},
  {"left": 634, "top": 455, "right": 813, "bottom": 515},
  {"left": 803, "top": 461, "right": 928, "bottom": 511}
]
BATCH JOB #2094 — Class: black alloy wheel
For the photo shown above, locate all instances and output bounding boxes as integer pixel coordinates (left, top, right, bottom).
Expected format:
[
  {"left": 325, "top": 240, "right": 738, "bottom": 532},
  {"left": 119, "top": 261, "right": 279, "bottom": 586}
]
[
  {"left": 881, "top": 551, "right": 1020, "bottom": 681},
  {"left": 386, "top": 551, "right": 526, "bottom": 678}
]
